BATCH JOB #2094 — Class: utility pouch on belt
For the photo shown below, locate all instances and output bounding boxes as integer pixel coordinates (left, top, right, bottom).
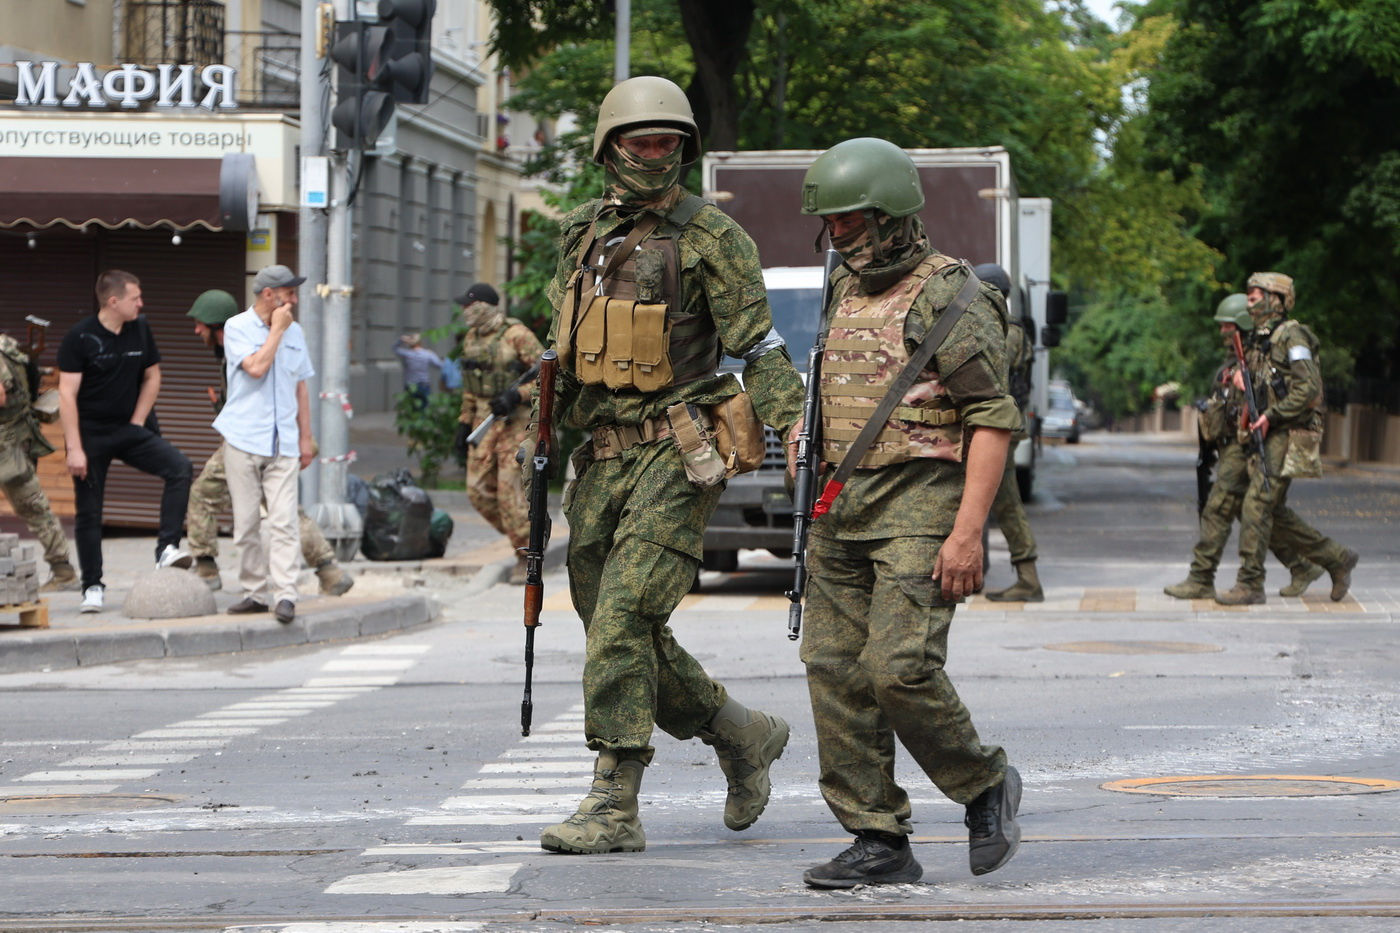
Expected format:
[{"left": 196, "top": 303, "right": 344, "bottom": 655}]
[
  {"left": 710, "top": 392, "right": 765, "bottom": 478},
  {"left": 1282, "top": 427, "right": 1323, "bottom": 479},
  {"left": 667, "top": 402, "right": 726, "bottom": 487},
  {"left": 1198, "top": 397, "right": 1226, "bottom": 443}
]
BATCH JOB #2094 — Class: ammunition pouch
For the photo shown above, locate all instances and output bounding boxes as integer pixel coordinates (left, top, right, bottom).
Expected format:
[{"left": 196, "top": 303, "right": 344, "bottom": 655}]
[
  {"left": 1198, "top": 397, "right": 1226, "bottom": 444},
  {"left": 667, "top": 402, "right": 726, "bottom": 487},
  {"left": 575, "top": 295, "right": 674, "bottom": 392},
  {"left": 709, "top": 392, "right": 766, "bottom": 478},
  {"left": 1282, "top": 426, "right": 1323, "bottom": 479}
]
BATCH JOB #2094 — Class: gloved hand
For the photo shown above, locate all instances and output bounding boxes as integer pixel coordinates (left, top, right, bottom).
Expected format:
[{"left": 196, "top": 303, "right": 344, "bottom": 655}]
[{"left": 489, "top": 387, "right": 521, "bottom": 417}]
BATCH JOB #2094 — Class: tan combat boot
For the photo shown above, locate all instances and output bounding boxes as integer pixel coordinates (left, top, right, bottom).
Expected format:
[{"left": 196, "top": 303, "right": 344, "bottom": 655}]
[
  {"left": 1279, "top": 563, "right": 1324, "bottom": 598},
  {"left": 315, "top": 562, "right": 355, "bottom": 596},
  {"left": 985, "top": 560, "right": 1044, "bottom": 602},
  {"left": 696, "top": 698, "right": 789, "bottom": 830},
  {"left": 1164, "top": 574, "right": 1215, "bottom": 600},
  {"left": 1215, "top": 584, "right": 1264, "bottom": 606},
  {"left": 1329, "top": 549, "right": 1359, "bottom": 601},
  {"left": 540, "top": 751, "right": 646, "bottom": 854},
  {"left": 39, "top": 560, "right": 78, "bottom": 592},
  {"left": 193, "top": 556, "right": 222, "bottom": 591}
]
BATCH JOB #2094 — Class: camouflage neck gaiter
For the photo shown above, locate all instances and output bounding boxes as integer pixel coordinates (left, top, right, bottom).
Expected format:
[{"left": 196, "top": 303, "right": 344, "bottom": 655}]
[
  {"left": 833, "top": 213, "right": 931, "bottom": 294},
  {"left": 461, "top": 300, "right": 504, "bottom": 335},
  {"left": 605, "top": 138, "right": 684, "bottom": 211},
  {"left": 1248, "top": 293, "right": 1286, "bottom": 330}
]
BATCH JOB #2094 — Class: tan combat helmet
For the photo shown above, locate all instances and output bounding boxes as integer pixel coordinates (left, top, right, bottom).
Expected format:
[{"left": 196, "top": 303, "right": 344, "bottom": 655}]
[
  {"left": 592, "top": 76, "right": 700, "bottom": 165},
  {"left": 1247, "top": 271, "right": 1295, "bottom": 312}
]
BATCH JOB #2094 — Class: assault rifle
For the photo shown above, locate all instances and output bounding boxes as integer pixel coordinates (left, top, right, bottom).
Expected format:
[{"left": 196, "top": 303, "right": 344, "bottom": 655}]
[
  {"left": 520, "top": 349, "right": 558, "bottom": 736},
  {"left": 465, "top": 362, "right": 543, "bottom": 448},
  {"left": 1230, "top": 330, "right": 1271, "bottom": 493},
  {"left": 784, "top": 249, "right": 841, "bottom": 642}
]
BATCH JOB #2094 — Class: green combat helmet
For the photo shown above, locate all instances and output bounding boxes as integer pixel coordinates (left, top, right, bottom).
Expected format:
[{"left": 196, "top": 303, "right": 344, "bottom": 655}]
[
  {"left": 592, "top": 75, "right": 700, "bottom": 165},
  {"left": 186, "top": 289, "right": 240, "bottom": 326},
  {"left": 1213, "top": 293, "right": 1253, "bottom": 330},
  {"left": 1247, "top": 271, "right": 1294, "bottom": 312},
  {"left": 800, "top": 137, "right": 924, "bottom": 217}
]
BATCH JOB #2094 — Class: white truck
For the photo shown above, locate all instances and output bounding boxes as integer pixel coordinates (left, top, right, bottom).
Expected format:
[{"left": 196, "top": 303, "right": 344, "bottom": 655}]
[{"left": 696, "top": 147, "right": 1061, "bottom": 572}]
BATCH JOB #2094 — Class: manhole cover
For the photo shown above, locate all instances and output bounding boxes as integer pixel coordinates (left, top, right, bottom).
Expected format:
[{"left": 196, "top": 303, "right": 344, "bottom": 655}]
[
  {"left": 1101, "top": 775, "right": 1400, "bottom": 797},
  {"left": 0, "top": 794, "right": 179, "bottom": 815},
  {"left": 1045, "top": 640, "right": 1223, "bottom": 655}
]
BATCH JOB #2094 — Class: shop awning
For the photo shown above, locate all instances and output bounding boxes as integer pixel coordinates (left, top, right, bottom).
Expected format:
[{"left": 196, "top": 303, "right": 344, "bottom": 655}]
[{"left": 0, "top": 157, "right": 224, "bottom": 231}]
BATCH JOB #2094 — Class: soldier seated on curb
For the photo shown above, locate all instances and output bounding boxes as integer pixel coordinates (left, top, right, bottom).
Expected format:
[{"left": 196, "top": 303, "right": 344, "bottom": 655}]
[
  {"left": 0, "top": 333, "right": 77, "bottom": 591},
  {"left": 184, "top": 289, "right": 354, "bottom": 596}
]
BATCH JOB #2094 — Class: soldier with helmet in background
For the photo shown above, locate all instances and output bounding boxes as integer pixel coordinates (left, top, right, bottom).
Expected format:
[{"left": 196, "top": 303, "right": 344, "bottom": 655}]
[
  {"left": 454, "top": 281, "right": 542, "bottom": 584},
  {"left": 1217, "top": 272, "right": 1358, "bottom": 605},
  {"left": 184, "top": 289, "right": 354, "bottom": 597},
  {"left": 534, "top": 76, "right": 804, "bottom": 856},
  {"left": 793, "top": 138, "right": 1022, "bottom": 888},
  {"left": 973, "top": 262, "right": 1043, "bottom": 602},
  {"left": 1165, "top": 293, "right": 1323, "bottom": 600}
]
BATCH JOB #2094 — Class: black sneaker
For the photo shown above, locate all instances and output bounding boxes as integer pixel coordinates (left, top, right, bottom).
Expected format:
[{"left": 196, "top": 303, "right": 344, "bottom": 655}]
[
  {"left": 966, "top": 766, "right": 1022, "bottom": 876},
  {"left": 802, "top": 834, "right": 922, "bottom": 889}
]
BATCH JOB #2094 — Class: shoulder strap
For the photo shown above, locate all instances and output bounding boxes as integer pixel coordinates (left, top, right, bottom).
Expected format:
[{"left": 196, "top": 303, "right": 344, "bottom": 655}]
[
  {"left": 666, "top": 194, "right": 707, "bottom": 229},
  {"left": 812, "top": 266, "right": 982, "bottom": 517}
]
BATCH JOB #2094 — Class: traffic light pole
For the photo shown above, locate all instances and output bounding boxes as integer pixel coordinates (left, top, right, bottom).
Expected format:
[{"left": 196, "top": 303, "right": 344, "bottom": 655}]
[{"left": 298, "top": 0, "right": 327, "bottom": 506}]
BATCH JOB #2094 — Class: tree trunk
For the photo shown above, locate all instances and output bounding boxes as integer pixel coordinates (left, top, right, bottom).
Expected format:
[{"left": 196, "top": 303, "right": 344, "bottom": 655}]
[{"left": 677, "top": 0, "right": 756, "bottom": 152}]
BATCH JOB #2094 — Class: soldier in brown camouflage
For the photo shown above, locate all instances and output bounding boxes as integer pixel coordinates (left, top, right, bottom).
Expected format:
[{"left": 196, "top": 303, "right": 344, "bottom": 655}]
[
  {"left": 1216, "top": 272, "right": 1357, "bottom": 605},
  {"left": 0, "top": 334, "right": 76, "bottom": 590},
  {"left": 182, "top": 290, "right": 353, "bottom": 596},
  {"left": 454, "top": 282, "right": 541, "bottom": 583},
  {"left": 532, "top": 77, "right": 804, "bottom": 857},
  {"left": 794, "top": 138, "right": 1023, "bottom": 889}
]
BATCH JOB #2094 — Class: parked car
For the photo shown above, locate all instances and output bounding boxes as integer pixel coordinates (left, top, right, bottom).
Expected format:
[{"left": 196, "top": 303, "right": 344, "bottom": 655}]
[{"left": 1041, "top": 381, "right": 1081, "bottom": 443}]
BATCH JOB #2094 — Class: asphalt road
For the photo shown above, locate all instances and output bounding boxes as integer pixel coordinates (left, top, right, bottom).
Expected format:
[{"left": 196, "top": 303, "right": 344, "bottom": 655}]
[{"left": 1, "top": 432, "right": 1397, "bottom": 932}]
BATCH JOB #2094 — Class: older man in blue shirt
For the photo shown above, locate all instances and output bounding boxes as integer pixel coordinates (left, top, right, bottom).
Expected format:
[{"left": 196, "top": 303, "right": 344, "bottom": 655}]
[{"left": 213, "top": 265, "right": 315, "bottom": 623}]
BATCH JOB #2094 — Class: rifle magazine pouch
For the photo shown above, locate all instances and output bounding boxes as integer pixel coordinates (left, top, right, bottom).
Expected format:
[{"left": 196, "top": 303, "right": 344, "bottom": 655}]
[
  {"left": 710, "top": 392, "right": 766, "bottom": 477},
  {"left": 667, "top": 402, "right": 726, "bottom": 487},
  {"left": 1282, "top": 427, "right": 1323, "bottom": 479},
  {"left": 631, "top": 303, "right": 671, "bottom": 392},
  {"left": 1199, "top": 398, "right": 1225, "bottom": 443},
  {"left": 604, "top": 299, "right": 635, "bottom": 389},
  {"left": 574, "top": 296, "right": 609, "bottom": 385}
]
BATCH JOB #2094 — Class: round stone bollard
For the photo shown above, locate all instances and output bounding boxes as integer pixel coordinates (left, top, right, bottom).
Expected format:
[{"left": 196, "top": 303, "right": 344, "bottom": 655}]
[{"left": 122, "top": 568, "right": 218, "bottom": 619}]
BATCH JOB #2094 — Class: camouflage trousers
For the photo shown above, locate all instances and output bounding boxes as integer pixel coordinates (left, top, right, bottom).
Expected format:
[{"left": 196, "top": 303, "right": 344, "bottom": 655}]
[
  {"left": 564, "top": 439, "right": 726, "bottom": 763},
  {"left": 1, "top": 467, "right": 70, "bottom": 567},
  {"left": 989, "top": 438, "right": 1036, "bottom": 564},
  {"left": 187, "top": 443, "right": 336, "bottom": 568},
  {"left": 1190, "top": 441, "right": 1309, "bottom": 580},
  {"left": 801, "top": 532, "right": 1007, "bottom": 836},
  {"left": 465, "top": 413, "right": 531, "bottom": 550},
  {"left": 1237, "top": 430, "right": 1349, "bottom": 590}
]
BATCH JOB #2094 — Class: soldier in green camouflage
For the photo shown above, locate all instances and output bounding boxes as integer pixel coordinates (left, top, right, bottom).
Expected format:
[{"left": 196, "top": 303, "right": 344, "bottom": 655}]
[
  {"left": 455, "top": 282, "right": 541, "bottom": 584},
  {"left": 794, "top": 138, "right": 1022, "bottom": 888},
  {"left": 1165, "top": 294, "right": 1323, "bottom": 600},
  {"left": 1216, "top": 273, "right": 1358, "bottom": 605},
  {"left": 973, "top": 263, "right": 1042, "bottom": 602},
  {"left": 535, "top": 76, "right": 804, "bottom": 856},
  {"left": 183, "top": 290, "right": 353, "bottom": 596},
  {"left": 0, "top": 334, "right": 76, "bottom": 590}
]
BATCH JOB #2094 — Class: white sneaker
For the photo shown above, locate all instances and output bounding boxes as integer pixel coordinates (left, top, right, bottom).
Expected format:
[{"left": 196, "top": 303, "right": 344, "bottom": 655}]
[
  {"left": 156, "top": 544, "right": 193, "bottom": 570},
  {"left": 80, "top": 585, "right": 104, "bottom": 613}
]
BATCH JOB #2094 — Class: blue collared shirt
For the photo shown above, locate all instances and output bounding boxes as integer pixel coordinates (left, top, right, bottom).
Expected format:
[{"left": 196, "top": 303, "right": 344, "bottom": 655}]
[{"left": 213, "top": 308, "right": 315, "bottom": 458}]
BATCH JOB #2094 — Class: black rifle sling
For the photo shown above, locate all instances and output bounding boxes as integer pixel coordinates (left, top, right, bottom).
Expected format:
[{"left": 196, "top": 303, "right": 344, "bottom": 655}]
[{"left": 824, "top": 267, "right": 983, "bottom": 492}]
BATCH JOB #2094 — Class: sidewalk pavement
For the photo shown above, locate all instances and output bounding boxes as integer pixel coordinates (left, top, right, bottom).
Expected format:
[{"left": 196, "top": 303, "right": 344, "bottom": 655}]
[{"left": 0, "top": 410, "right": 568, "bottom": 674}]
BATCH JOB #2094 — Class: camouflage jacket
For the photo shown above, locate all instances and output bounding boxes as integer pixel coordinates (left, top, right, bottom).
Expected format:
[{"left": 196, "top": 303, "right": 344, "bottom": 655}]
[
  {"left": 544, "top": 194, "right": 803, "bottom": 436},
  {"left": 1247, "top": 314, "right": 1323, "bottom": 430},
  {"left": 812, "top": 250, "right": 1019, "bottom": 542}
]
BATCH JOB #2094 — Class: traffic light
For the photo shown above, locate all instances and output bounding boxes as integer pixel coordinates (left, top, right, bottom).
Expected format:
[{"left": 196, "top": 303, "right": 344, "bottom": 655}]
[{"left": 328, "top": 1, "right": 434, "bottom": 150}]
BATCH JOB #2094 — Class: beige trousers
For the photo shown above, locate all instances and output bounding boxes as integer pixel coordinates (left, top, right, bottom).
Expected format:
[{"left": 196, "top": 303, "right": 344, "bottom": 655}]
[{"left": 224, "top": 444, "right": 301, "bottom": 605}]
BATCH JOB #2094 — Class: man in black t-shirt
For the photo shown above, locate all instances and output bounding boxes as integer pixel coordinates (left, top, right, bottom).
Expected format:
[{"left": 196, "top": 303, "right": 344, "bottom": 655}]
[{"left": 57, "top": 269, "right": 193, "bottom": 612}]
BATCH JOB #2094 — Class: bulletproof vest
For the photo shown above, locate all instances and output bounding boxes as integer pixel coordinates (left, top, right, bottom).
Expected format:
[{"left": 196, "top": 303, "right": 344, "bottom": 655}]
[
  {"left": 820, "top": 253, "right": 963, "bottom": 469},
  {"left": 458, "top": 321, "right": 529, "bottom": 397},
  {"left": 563, "top": 196, "right": 718, "bottom": 391},
  {"left": 1251, "top": 318, "right": 1321, "bottom": 412}
]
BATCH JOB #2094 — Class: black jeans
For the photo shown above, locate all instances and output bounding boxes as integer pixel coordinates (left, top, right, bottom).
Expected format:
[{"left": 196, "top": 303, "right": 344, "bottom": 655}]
[{"left": 73, "top": 422, "right": 192, "bottom": 589}]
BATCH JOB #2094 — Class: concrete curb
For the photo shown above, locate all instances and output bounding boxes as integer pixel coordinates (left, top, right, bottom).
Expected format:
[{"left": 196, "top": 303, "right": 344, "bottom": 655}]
[{"left": 0, "top": 594, "right": 439, "bottom": 675}]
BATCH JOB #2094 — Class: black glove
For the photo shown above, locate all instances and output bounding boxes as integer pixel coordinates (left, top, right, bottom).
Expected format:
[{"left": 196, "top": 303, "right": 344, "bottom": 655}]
[
  {"left": 452, "top": 422, "right": 470, "bottom": 463},
  {"left": 489, "top": 387, "right": 521, "bottom": 417}
]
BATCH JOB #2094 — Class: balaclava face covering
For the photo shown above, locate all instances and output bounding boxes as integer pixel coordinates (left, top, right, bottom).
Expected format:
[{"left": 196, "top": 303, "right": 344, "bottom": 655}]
[
  {"left": 605, "top": 136, "right": 685, "bottom": 211},
  {"left": 461, "top": 300, "right": 504, "bottom": 334},
  {"left": 829, "top": 211, "right": 932, "bottom": 294}
]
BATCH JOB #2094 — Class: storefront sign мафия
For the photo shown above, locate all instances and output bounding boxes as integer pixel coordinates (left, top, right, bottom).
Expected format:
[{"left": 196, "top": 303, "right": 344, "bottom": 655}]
[{"left": 9, "top": 61, "right": 238, "bottom": 112}]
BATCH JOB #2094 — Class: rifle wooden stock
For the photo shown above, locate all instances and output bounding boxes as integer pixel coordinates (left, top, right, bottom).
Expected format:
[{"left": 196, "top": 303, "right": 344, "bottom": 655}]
[{"left": 520, "top": 349, "right": 558, "bottom": 736}]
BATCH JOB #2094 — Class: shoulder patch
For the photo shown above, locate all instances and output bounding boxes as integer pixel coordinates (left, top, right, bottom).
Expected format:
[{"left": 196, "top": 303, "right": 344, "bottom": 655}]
[{"left": 1288, "top": 344, "right": 1313, "bottom": 362}]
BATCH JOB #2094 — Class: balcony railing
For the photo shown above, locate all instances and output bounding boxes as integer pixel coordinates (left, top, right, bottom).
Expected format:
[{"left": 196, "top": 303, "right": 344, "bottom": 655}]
[
  {"left": 124, "top": 0, "right": 226, "bottom": 69},
  {"left": 226, "top": 30, "right": 300, "bottom": 109}
]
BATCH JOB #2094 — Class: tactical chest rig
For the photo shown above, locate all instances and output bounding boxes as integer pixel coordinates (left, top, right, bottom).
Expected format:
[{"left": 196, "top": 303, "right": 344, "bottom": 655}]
[
  {"left": 459, "top": 322, "right": 528, "bottom": 397},
  {"left": 820, "top": 254, "right": 964, "bottom": 468},
  {"left": 558, "top": 196, "right": 718, "bottom": 392}
]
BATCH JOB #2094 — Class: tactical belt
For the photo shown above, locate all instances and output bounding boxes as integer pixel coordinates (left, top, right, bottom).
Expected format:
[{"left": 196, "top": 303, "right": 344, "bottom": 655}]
[{"left": 591, "top": 407, "right": 713, "bottom": 461}]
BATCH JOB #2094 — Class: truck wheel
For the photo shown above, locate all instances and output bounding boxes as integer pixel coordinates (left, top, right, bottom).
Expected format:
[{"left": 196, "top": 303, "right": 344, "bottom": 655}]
[
  {"left": 1016, "top": 465, "right": 1034, "bottom": 503},
  {"left": 701, "top": 549, "right": 739, "bottom": 573}
]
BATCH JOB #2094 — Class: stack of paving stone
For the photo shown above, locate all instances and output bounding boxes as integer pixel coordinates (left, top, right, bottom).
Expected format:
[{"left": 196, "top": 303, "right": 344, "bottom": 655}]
[{"left": 0, "top": 533, "right": 39, "bottom": 606}]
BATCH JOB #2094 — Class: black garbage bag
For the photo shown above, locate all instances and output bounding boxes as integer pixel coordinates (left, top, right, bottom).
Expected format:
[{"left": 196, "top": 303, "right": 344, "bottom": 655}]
[
  {"left": 427, "top": 508, "right": 454, "bottom": 559},
  {"left": 361, "top": 469, "right": 434, "bottom": 561}
]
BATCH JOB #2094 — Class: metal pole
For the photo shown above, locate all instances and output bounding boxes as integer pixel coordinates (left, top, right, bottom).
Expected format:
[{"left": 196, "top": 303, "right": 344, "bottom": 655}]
[
  {"left": 614, "top": 0, "right": 630, "bottom": 82},
  {"left": 321, "top": 153, "right": 351, "bottom": 508},
  {"left": 298, "top": 0, "right": 327, "bottom": 505}
]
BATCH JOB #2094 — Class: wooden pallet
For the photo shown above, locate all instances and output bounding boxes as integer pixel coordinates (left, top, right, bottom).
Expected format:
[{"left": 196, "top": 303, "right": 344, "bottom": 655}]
[{"left": 0, "top": 600, "right": 49, "bottom": 629}]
